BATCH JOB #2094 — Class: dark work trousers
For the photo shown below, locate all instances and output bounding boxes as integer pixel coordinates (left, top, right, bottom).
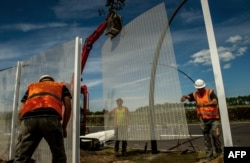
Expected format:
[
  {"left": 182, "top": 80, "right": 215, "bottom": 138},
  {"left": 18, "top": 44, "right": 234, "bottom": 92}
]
[
  {"left": 14, "top": 116, "right": 66, "bottom": 163},
  {"left": 200, "top": 119, "right": 223, "bottom": 158},
  {"left": 114, "top": 126, "right": 127, "bottom": 153}
]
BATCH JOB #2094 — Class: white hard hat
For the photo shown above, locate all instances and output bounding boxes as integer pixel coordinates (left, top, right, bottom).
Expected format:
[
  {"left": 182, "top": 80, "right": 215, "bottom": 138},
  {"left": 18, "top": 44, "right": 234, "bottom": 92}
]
[
  {"left": 39, "top": 75, "right": 54, "bottom": 82},
  {"left": 194, "top": 79, "right": 206, "bottom": 89}
]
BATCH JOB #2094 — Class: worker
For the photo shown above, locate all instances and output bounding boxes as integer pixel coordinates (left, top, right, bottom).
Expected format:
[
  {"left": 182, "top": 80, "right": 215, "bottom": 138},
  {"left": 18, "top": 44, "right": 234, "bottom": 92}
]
[
  {"left": 13, "top": 75, "right": 72, "bottom": 163},
  {"left": 180, "top": 79, "right": 222, "bottom": 162},
  {"left": 111, "top": 98, "right": 129, "bottom": 157}
]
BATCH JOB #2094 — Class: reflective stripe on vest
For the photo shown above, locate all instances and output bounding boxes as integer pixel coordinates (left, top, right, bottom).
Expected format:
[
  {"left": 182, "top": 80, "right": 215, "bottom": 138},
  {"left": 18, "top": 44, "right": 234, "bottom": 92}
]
[
  {"left": 193, "top": 89, "right": 220, "bottom": 119},
  {"left": 20, "top": 81, "right": 64, "bottom": 118}
]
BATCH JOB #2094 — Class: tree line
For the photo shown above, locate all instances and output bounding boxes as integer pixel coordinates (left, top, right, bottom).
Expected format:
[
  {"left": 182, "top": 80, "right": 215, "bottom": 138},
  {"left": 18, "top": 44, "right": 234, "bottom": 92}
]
[
  {"left": 85, "top": 94, "right": 250, "bottom": 115},
  {"left": 183, "top": 95, "right": 250, "bottom": 109},
  {"left": 226, "top": 95, "right": 250, "bottom": 106}
]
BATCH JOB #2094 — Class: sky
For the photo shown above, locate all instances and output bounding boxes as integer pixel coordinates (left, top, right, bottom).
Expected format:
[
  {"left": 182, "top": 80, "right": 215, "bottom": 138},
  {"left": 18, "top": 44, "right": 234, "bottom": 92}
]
[{"left": 0, "top": 0, "right": 250, "bottom": 111}]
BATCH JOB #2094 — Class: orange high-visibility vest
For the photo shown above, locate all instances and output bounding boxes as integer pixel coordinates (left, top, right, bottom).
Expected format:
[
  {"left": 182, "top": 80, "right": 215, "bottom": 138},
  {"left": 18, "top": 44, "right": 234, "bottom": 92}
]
[
  {"left": 193, "top": 89, "right": 220, "bottom": 120},
  {"left": 20, "top": 81, "right": 64, "bottom": 119}
]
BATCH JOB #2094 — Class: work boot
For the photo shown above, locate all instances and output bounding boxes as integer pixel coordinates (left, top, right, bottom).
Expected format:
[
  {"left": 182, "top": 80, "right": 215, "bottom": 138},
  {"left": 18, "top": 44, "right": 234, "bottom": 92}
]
[
  {"left": 115, "top": 151, "right": 120, "bottom": 157},
  {"left": 214, "top": 151, "right": 223, "bottom": 159},
  {"left": 121, "top": 152, "right": 127, "bottom": 157}
]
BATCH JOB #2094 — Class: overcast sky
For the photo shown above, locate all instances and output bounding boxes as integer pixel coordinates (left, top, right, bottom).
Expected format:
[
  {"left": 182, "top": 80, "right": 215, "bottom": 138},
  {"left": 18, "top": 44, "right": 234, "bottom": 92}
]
[{"left": 0, "top": 0, "right": 250, "bottom": 111}]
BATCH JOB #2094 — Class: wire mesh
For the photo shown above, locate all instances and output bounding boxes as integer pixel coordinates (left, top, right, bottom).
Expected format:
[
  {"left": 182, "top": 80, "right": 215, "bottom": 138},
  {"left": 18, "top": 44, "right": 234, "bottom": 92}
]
[
  {"left": 0, "top": 39, "right": 77, "bottom": 162},
  {"left": 102, "top": 3, "right": 189, "bottom": 141}
]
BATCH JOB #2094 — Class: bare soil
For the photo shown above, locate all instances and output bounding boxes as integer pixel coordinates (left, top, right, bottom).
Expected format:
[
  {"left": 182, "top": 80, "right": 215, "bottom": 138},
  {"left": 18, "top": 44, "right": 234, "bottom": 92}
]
[
  {"left": 0, "top": 148, "right": 223, "bottom": 163},
  {"left": 80, "top": 147, "right": 224, "bottom": 163}
]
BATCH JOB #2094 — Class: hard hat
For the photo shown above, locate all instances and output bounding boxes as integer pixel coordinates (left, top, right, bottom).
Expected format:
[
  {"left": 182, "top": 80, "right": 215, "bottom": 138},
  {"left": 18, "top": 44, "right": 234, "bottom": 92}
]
[
  {"left": 194, "top": 79, "right": 206, "bottom": 89},
  {"left": 39, "top": 75, "right": 54, "bottom": 82}
]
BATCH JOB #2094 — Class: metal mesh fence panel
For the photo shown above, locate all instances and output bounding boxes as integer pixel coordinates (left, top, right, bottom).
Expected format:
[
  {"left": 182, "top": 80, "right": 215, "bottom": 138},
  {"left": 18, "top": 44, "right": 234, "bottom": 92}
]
[
  {"left": 0, "top": 39, "right": 78, "bottom": 162},
  {"left": 0, "top": 67, "right": 17, "bottom": 160},
  {"left": 19, "top": 39, "right": 76, "bottom": 162},
  {"left": 103, "top": 3, "right": 189, "bottom": 141}
]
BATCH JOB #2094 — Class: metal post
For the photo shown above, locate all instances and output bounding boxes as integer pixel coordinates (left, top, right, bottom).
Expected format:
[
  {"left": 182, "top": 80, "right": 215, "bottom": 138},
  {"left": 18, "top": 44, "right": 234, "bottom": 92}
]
[
  {"left": 200, "top": 0, "right": 233, "bottom": 146},
  {"left": 9, "top": 61, "right": 22, "bottom": 160},
  {"left": 72, "top": 36, "right": 82, "bottom": 163}
]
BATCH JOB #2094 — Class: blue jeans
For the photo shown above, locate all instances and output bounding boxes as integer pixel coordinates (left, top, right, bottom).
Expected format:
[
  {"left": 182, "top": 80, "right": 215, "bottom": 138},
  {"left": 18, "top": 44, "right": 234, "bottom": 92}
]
[{"left": 14, "top": 116, "right": 66, "bottom": 163}]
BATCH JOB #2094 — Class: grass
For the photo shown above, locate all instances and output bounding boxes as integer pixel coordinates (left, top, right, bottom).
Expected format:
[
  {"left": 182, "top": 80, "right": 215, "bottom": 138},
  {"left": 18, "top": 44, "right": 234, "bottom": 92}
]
[{"left": 86, "top": 147, "right": 221, "bottom": 163}]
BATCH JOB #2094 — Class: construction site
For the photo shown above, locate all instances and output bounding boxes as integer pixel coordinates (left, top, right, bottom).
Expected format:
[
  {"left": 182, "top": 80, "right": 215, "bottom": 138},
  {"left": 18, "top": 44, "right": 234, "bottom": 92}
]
[{"left": 0, "top": 0, "right": 250, "bottom": 162}]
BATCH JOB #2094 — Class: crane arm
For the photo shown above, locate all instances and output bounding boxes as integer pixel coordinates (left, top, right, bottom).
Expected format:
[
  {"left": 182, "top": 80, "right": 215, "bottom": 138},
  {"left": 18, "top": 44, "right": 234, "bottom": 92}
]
[
  {"left": 81, "top": 21, "right": 108, "bottom": 73},
  {"left": 81, "top": 11, "right": 122, "bottom": 73}
]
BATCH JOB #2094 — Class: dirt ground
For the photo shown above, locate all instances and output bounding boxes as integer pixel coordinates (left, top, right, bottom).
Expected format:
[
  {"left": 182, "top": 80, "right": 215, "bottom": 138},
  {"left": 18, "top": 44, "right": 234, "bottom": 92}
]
[
  {"left": 80, "top": 147, "right": 224, "bottom": 163},
  {"left": 0, "top": 148, "right": 223, "bottom": 163}
]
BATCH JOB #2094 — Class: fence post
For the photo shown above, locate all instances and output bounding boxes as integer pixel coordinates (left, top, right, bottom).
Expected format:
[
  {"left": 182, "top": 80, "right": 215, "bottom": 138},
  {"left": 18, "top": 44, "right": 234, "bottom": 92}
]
[{"left": 9, "top": 61, "right": 22, "bottom": 160}]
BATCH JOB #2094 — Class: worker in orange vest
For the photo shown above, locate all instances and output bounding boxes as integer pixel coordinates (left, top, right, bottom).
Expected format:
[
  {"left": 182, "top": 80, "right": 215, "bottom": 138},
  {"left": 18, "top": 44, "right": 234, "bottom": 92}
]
[
  {"left": 111, "top": 98, "right": 129, "bottom": 157},
  {"left": 13, "top": 75, "right": 72, "bottom": 163},
  {"left": 180, "top": 79, "right": 222, "bottom": 162}
]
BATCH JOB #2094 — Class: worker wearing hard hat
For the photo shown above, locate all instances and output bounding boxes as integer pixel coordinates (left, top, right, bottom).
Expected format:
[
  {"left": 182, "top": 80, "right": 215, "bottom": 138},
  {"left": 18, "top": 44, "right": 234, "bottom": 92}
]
[
  {"left": 13, "top": 75, "right": 72, "bottom": 163},
  {"left": 180, "top": 79, "right": 222, "bottom": 162}
]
